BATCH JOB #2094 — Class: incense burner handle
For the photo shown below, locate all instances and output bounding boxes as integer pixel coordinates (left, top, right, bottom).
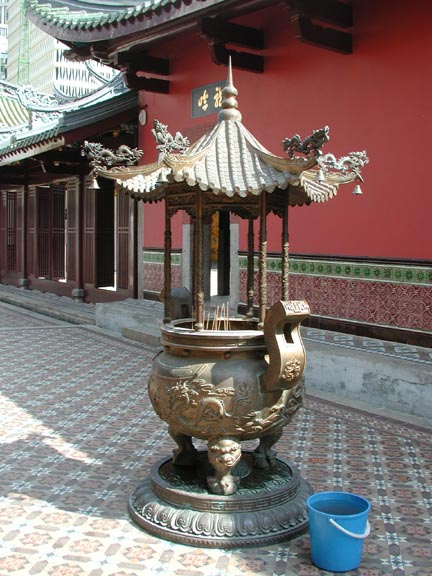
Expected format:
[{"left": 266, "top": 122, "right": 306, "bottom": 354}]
[{"left": 260, "top": 300, "right": 310, "bottom": 393}]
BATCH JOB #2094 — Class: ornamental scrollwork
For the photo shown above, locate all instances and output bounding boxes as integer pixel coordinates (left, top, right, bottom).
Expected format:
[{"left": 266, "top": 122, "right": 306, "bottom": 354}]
[
  {"left": 281, "top": 300, "right": 310, "bottom": 315},
  {"left": 151, "top": 119, "right": 190, "bottom": 157},
  {"left": 317, "top": 150, "right": 369, "bottom": 180},
  {"left": 16, "top": 85, "right": 59, "bottom": 110},
  {"left": 281, "top": 359, "right": 302, "bottom": 382},
  {"left": 282, "top": 126, "right": 329, "bottom": 158},
  {"left": 82, "top": 140, "right": 143, "bottom": 171}
]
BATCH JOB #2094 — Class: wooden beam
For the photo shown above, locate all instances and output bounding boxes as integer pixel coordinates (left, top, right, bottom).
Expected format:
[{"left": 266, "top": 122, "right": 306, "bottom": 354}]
[
  {"left": 41, "top": 164, "right": 82, "bottom": 175},
  {"left": 0, "top": 168, "right": 77, "bottom": 186},
  {"left": 288, "top": 0, "right": 352, "bottom": 28},
  {"left": 210, "top": 43, "right": 264, "bottom": 73},
  {"left": 124, "top": 71, "right": 170, "bottom": 93},
  {"left": 37, "top": 149, "right": 82, "bottom": 165},
  {"left": 201, "top": 17, "right": 264, "bottom": 50},
  {"left": 295, "top": 16, "right": 352, "bottom": 54},
  {"left": 117, "top": 52, "right": 170, "bottom": 75}
]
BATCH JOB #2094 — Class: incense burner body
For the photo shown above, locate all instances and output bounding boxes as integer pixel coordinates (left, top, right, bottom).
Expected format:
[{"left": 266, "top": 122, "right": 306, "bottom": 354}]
[{"left": 148, "top": 300, "right": 309, "bottom": 494}]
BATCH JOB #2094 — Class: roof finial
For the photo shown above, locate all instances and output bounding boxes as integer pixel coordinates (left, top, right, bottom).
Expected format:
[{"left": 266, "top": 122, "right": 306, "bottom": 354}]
[{"left": 218, "top": 57, "right": 242, "bottom": 122}]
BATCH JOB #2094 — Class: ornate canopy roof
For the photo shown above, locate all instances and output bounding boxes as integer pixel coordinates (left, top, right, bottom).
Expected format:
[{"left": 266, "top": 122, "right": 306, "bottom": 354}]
[
  {"left": 26, "top": 0, "right": 255, "bottom": 41},
  {"left": 0, "top": 94, "right": 30, "bottom": 132},
  {"left": 92, "top": 63, "right": 367, "bottom": 214},
  {"left": 26, "top": 0, "right": 354, "bottom": 88},
  {"left": 0, "top": 77, "right": 134, "bottom": 167}
]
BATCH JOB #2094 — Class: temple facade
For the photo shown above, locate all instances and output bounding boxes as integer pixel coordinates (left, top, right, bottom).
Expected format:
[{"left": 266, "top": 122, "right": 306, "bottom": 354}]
[
  {"left": 0, "top": 0, "right": 430, "bottom": 344},
  {"left": 0, "top": 81, "right": 140, "bottom": 301}
]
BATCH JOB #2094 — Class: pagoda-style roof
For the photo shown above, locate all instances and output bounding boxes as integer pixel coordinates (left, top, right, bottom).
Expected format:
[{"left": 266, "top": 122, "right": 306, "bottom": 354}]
[
  {"left": 26, "top": 0, "right": 354, "bottom": 89},
  {"left": 0, "top": 94, "right": 30, "bottom": 132},
  {"left": 93, "top": 63, "right": 367, "bottom": 214},
  {"left": 0, "top": 78, "right": 135, "bottom": 167},
  {"left": 25, "top": 0, "right": 260, "bottom": 41}
]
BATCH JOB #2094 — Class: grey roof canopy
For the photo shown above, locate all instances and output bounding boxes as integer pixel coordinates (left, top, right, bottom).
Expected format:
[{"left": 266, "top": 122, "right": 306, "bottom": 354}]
[
  {"left": 26, "top": 0, "right": 354, "bottom": 85},
  {"left": 26, "top": 0, "right": 247, "bottom": 40},
  {"left": 94, "top": 63, "right": 367, "bottom": 211},
  {"left": 0, "top": 78, "right": 135, "bottom": 167}
]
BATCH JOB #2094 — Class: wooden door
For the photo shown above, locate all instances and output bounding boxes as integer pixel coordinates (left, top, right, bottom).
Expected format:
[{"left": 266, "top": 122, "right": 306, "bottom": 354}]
[
  {"left": 95, "top": 181, "right": 114, "bottom": 288},
  {"left": 217, "top": 211, "right": 230, "bottom": 296},
  {"left": 0, "top": 191, "right": 6, "bottom": 276},
  {"left": 52, "top": 183, "right": 65, "bottom": 280},
  {"left": 36, "top": 184, "right": 65, "bottom": 279},
  {"left": 117, "top": 190, "right": 129, "bottom": 290},
  {"left": 37, "top": 187, "right": 50, "bottom": 278}
]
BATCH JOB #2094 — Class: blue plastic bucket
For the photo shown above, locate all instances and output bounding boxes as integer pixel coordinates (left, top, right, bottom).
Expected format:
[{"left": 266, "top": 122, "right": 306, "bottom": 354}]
[{"left": 307, "top": 492, "right": 371, "bottom": 572}]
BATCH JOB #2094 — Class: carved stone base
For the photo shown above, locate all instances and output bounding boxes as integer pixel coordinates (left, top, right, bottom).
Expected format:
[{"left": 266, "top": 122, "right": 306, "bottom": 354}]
[{"left": 128, "top": 451, "right": 313, "bottom": 548}]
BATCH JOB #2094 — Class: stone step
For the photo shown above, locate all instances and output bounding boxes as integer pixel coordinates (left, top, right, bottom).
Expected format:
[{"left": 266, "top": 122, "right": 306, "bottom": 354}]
[
  {"left": 96, "top": 298, "right": 163, "bottom": 342},
  {"left": 122, "top": 327, "right": 161, "bottom": 348}
]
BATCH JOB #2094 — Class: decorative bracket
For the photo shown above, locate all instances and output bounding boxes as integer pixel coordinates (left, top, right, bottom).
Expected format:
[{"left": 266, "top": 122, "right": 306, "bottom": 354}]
[
  {"left": 123, "top": 71, "right": 170, "bottom": 94},
  {"left": 118, "top": 51, "right": 170, "bottom": 94},
  {"left": 201, "top": 17, "right": 264, "bottom": 73},
  {"left": 201, "top": 17, "right": 264, "bottom": 50},
  {"left": 294, "top": 16, "right": 352, "bottom": 54},
  {"left": 117, "top": 52, "right": 170, "bottom": 76},
  {"left": 210, "top": 43, "right": 264, "bottom": 73},
  {"left": 287, "top": 0, "right": 353, "bottom": 54},
  {"left": 287, "top": 0, "right": 352, "bottom": 28}
]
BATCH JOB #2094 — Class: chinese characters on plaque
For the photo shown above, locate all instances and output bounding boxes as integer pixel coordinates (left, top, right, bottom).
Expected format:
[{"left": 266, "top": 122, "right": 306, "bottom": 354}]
[{"left": 191, "top": 81, "right": 226, "bottom": 118}]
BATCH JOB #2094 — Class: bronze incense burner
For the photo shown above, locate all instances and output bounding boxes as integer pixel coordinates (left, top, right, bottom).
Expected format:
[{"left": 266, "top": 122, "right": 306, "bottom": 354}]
[
  {"left": 131, "top": 302, "right": 313, "bottom": 546},
  {"left": 90, "top": 61, "right": 367, "bottom": 546},
  {"left": 149, "top": 302, "right": 309, "bottom": 494}
]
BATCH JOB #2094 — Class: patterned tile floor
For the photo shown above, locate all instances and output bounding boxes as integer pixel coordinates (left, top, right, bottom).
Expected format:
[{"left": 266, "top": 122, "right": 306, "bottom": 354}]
[{"left": 0, "top": 302, "right": 431, "bottom": 575}]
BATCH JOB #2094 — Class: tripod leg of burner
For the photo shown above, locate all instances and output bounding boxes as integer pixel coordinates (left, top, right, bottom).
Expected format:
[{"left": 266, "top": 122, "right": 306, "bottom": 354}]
[
  {"left": 207, "top": 437, "right": 242, "bottom": 495},
  {"left": 253, "top": 429, "right": 283, "bottom": 469},
  {"left": 169, "top": 427, "right": 198, "bottom": 466}
]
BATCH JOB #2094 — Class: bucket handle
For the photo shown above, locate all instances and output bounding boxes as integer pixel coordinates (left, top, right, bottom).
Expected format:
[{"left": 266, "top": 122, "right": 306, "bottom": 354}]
[{"left": 329, "top": 518, "right": 370, "bottom": 539}]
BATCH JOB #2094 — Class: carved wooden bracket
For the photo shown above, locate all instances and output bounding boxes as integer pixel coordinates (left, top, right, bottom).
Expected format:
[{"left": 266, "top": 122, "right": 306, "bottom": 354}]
[
  {"left": 118, "top": 52, "right": 170, "bottom": 93},
  {"left": 210, "top": 43, "right": 264, "bottom": 73},
  {"left": 201, "top": 17, "right": 264, "bottom": 73},
  {"left": 123, "top": 72, "right": 170, "bottom": 94},
  {"left": 117, "top": 52, "right": 170, "bottom": 76},
  {"left": 288, "top": 0, "right": 352, "bottom": 28},
  {"left": 294, "top": 16, "right": 352, "bottom": 54},
  {"left": 201, "top": 17, "right": 264, "bottom": 50},
  {"left": 287, "top": 0, "right": 353, "bottom": 54}
]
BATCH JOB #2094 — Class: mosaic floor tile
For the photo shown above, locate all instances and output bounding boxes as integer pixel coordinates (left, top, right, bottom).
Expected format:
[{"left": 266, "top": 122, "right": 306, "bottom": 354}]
[{"left": 0, "top": 303, "right": 431, "bottom": 575}]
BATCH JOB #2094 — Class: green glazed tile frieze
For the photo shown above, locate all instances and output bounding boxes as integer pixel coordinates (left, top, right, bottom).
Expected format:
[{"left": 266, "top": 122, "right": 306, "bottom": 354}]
[
  {"left": 147, "top": 250, "right": 431, "bottom": 286},
  {"left": 143, "top": 250, "right": 181, "bottom": 266},
  {"left": 238, "top": 255, "right": 432, "bottom": 286}
]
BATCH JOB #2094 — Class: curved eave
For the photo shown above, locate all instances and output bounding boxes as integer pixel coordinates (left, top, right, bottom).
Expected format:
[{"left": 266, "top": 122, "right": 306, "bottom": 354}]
[
  {"left": 0, "top": 95, "right": 30, "bottom": 128},
  {"left": 97, "top": 119, "right": 341, "bottom": 204},
  {"left": 165, "top": 120, "right": 310, "bottom": 197},
  {"left": 0, "top": 134, "right": 65, "bottom": 166},
  {"left": 25, "top": 0, "right": 225, "bottom": 46}
]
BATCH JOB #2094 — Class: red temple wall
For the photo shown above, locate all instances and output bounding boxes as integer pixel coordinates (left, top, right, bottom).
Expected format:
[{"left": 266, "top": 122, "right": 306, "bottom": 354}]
[{"left": 140, "top": 0, "right": 431, "bottom": 261}]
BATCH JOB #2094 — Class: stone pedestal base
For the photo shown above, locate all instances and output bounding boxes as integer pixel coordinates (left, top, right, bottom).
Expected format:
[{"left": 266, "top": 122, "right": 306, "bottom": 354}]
[
  {"left": 129, "top": 451, "right": 313, "bottom": 548},
  {"left": 72, "top": 288, "right": 85, "bottom": 302}
]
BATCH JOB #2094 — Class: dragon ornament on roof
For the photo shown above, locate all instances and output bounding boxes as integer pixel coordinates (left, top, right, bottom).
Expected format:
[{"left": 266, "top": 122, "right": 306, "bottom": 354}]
[
  {"left": 84, "top": 60, "right": 368, "bottom": 203},
  {"left": 281, "top": 126, "right": 369, "bottom": 201}
]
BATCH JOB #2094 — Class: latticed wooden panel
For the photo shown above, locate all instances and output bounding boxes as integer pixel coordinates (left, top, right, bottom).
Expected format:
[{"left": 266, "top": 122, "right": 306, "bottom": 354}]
[
  {"left": 6, "top": 192, "right": 17, "bottom": 271},
  {"left": 118, "top": 191, "right": 129, "bottom": 291},
  {"left": 52, "top": 183, "right": 65, "bottom": 280},
  {"left": 37, "top": 187, "right": 50, "bottom": 278},
  {"left": 66, "top": 179, "right": 78, "bottom": 282}
]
